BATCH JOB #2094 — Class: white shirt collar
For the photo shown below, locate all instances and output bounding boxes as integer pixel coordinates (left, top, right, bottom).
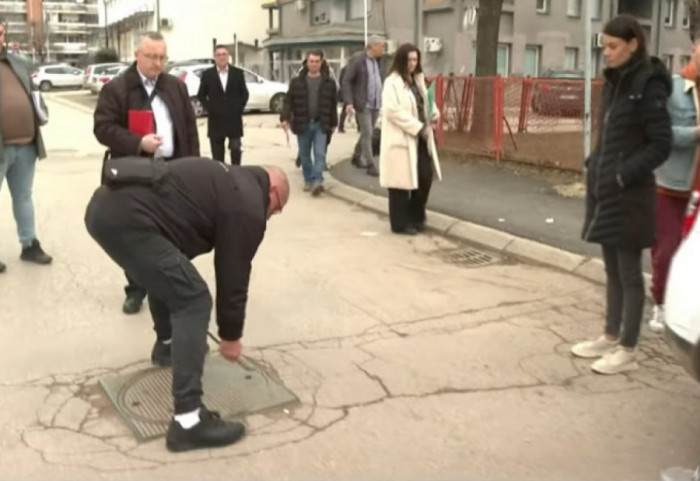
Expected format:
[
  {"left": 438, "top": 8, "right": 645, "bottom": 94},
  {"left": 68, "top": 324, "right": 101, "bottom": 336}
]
[
  {"left": 136, "top": 67, "right": 158, "bottom": 87},
  {"left": 218, "top": 65, "right": 229, "bottom": 74}
]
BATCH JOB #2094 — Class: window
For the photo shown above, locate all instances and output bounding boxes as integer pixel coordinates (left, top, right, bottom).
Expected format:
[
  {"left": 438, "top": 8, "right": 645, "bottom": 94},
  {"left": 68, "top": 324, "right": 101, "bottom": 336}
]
[
  {"left": 567, "top": 0, "right": 582, "bottom": 17},
  {"left": 311, "top": 0, "right": 331, "bottom": 25},
  {"left": 664, "top": 0, "right": 677, "bottom": 27},
  {"left": 497, "top": 44, "right": 511, "bottom": 76},
  {"left": 683, "top": 3, "right": 690, "bottom": 29},
  {"left": 662, "top": 54, "right": 674, "bottom": 70},
  {"left": 564, "top": 47, "right": 579, "bottom": 69},
  {"left": 536, "top": 0, "right": 549, "bottom": 14},
  {"left": 592, "top": 0, "right": 603, "bottom": 19},
  {"left": 243, "top": 71, "right": 259, "bottom": 83},
  {"left": 348, "top": 0, "right": 370, "bottom": 19},
  {"left": 524, "top": 45, "right": 541, "bottom": 77}
]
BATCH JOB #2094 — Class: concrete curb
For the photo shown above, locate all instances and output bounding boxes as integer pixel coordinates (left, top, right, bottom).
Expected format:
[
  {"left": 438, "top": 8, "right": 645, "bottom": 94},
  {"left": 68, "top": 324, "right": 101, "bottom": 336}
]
[{"left": 324, "top": 175, "right": 652, "bottom": 288}]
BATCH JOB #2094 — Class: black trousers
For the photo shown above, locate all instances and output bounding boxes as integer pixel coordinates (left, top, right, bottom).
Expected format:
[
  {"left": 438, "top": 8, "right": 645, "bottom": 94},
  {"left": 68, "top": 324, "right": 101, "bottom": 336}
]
[
  {"left": 86, "top": 203, "right": 212, "bottom": 414},
  {"left": 124, "top": 272, "right": 147, "bottom": 299},
  {"left": 388, "top": 139, "right": 433, "bottom": 232},
  {"left": 602, "top": 245, "right": 645, "bottom": 348},
  {"left": 210, "top": 136, "right": 242, "bottom": 165}
]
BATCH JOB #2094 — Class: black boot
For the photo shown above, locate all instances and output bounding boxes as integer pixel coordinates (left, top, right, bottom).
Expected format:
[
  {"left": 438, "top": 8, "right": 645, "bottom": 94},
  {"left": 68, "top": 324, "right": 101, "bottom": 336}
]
[
  {"left": 122, "top": 292, "right": 144, "bottom": 314},
  {"left": 231, "top": 149, "right": 242, "bottom": 166},
  {"left": 20, "top": 239, "right": 52, "bottom": 265},
  {"left": 151, "top": 340, "right": 172, "bottom": 367},
  {"left": 0, "top": 260, "right": 5, "bottom": 273},
  {"left": 166, "top": 406, "right": 246, "bottom": 452}
]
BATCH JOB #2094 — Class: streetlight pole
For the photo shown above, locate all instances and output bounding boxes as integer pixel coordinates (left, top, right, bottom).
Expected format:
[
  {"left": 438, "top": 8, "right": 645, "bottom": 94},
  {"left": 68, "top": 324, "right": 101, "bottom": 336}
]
[
  {"left": 583, "top": 0, "right": 592, "bottom": 164},
  {"left": 363, "top": 0, "right": 368, "bottom": 45}
]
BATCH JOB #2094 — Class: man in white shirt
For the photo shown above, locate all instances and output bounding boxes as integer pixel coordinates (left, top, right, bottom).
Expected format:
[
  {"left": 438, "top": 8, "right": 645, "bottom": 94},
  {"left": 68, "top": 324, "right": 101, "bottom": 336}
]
[
  {"left": 94, "top": 31, "right": 200, "bottom": 330},
  {"left": 197, "top": 45, "right": 249, "bottom": 165}
]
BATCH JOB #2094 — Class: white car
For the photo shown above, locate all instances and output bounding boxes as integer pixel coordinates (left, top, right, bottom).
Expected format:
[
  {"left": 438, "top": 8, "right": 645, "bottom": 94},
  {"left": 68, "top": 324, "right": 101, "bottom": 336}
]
[
  {"left": 31, "top": 64, "right": 84, "bottom": 91},
  {"left": 665, "top": 190, "right": 700, "bottom": 383},
  {"left": 170, "top": 64, "right": 288, "bottom": 117},
  {"left": 84, "top": 62, "right": 127, "bottom": 92},
  {"left": 89, "top": 64, "right": 128, "bottom": 95}
]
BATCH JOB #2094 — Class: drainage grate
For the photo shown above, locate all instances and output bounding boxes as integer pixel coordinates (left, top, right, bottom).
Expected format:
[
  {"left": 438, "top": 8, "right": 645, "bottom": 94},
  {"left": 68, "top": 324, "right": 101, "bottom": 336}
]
[
  {"left": 99, "top": 356, "right": 299, "bottom": 441},
  {"left": 437, "top": 247, "right": 500, "bottom": 268}
]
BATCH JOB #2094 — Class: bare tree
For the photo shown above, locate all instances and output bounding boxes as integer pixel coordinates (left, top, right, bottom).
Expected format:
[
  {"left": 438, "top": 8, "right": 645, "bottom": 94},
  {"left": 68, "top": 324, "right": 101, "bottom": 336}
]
[{"left": 475, "top": 0, "right": 504, "bottom": 76}]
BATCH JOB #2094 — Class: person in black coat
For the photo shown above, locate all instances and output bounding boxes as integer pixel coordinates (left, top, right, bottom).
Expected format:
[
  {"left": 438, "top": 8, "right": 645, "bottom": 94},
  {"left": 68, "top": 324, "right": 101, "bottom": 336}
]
[
  {"left": 572, "top": 15, "right": 672, "bottom": 375},
  {"left": 281, "top": 50, "right": 337, "bottom": 196},
  {"left": 197, "top": 45, "right": 249, "bottom": 165}
]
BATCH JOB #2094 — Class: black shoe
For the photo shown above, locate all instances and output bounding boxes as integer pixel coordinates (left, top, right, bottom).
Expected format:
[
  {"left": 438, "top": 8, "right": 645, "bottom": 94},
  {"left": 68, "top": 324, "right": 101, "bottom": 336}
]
[
  {"left": 122, "top": 293, "right": 144, "bottom": 315},
  {"left": 151, "top": 340, "right": 172, "bottom": 367},
  {"left": 166, "top": 406, "right": 246, "bottom": 452},
  {"left": 366, "top": 165, "right": 379, "bottom": 177},
  {"left": 392, "top": 226, "right": 418, "bottom": 236},
  {"left": 414, "top": 222, "right": 426, "bottom": 233},
  {"left": 0, "top": 260, "right": 5, "bottom": 273},
  {"left": 351, "top": 154, "right": 362, "bottom": 168},
  {"left": 20, "top": 239, "right": 52, "bottom": 265}
]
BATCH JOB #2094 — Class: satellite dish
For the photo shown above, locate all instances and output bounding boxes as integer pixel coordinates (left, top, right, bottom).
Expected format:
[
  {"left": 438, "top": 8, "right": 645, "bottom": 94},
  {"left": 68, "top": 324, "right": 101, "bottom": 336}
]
[{"left": 463, "top": 6, "right": 477, "bottom": 31}]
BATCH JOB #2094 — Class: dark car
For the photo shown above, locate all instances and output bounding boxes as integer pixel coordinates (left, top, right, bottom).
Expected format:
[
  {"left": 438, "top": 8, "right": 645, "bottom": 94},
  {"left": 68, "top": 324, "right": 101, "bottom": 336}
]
[{"left": 530, "top": 69, "right": 585, "bottom": 117}]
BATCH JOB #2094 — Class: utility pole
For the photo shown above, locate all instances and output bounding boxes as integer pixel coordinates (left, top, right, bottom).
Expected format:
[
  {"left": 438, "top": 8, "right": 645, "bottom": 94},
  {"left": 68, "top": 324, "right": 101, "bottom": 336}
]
[
  {"left": 363, "top": 0, "right": 368, "bottom": 45},
  {"left": 583, "top": 0, "right": 592, "bottom": 164}
]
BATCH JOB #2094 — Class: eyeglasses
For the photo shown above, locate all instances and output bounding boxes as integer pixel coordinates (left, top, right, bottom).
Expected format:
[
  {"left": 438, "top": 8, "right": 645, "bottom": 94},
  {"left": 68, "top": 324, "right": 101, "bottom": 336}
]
[{"left": 141, "top": 53, "right": 168, "bottom": 62}]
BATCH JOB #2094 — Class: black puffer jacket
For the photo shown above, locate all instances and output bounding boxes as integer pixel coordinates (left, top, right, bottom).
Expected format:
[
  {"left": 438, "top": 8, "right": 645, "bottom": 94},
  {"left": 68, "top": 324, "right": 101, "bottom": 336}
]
[
  {"left": 582, "top": 56, "right": 672, "bottom": 250},
  {"left": 280, "top": 62, "right": 338, "bottom": 135}
]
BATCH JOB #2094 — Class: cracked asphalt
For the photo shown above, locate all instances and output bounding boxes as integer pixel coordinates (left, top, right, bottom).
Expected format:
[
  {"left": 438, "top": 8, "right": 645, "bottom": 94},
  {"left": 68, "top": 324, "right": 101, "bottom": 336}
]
[{"left": 0, "top": 92, "right": 699, "bottom": 480}]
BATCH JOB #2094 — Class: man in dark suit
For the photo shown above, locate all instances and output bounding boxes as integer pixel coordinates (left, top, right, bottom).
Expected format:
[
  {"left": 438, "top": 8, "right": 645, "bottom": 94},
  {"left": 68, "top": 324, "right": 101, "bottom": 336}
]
[
  {"left": 197, "top": 45, "right": 249, "bottom": 165},
  {"left": 94, "top": 31, "right": 200, "bottom": 326}
]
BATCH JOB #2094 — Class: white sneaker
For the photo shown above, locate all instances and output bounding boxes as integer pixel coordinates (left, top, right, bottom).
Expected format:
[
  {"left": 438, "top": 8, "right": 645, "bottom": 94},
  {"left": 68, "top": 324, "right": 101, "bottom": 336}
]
[
  {"left": 591, "top": 348, "right": 639, "bottom": 375},
  {"left": 649, "top": 304, "right": 665, "bottom": 333},
  {"left": 571, "top": 335, "right": 618, "bottom": 359}
]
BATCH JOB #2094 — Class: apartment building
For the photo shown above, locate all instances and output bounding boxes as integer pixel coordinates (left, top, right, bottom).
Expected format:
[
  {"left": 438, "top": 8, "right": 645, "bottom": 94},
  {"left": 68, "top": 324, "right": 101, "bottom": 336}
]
[
  {"left": 101, "top": 0, "right": 269, "bottom": 63},
  {"left": 262, "top": 0, "right": 695, "bottom": 78},
  {"left": 0, "top": 0, "right": 100, "bottom": 65}
]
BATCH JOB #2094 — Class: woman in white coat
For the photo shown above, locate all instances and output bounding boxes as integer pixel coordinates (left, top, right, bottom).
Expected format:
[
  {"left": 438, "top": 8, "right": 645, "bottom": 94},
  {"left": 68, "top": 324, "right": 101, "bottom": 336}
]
[{"left": 379, "top": 43, "right": 442, "bottom": 235}]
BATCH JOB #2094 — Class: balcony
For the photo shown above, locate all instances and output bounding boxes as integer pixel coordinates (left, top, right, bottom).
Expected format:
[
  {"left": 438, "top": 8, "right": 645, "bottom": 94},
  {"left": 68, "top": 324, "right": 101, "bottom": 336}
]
[
  {"left": 43, "top": 2, "right": 98, "bottom": 14},
  {"left": 48, "top": 22, "right": 90, "bottom": 34},
  {"left": 0, "top": 1, "right": 26, "bottom": 14},
  {"left": 6, "top": 21, "right": 28, "bottom": 34},
  {"left": 49, "top": 41, "right": 88, "bottom": 53},
  {"left": 105, "top": 0, "right": 155, "bottom": 25}
]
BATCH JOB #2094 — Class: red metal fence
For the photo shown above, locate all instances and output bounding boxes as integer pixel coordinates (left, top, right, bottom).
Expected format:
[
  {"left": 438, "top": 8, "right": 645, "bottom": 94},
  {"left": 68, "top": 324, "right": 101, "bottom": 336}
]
[{"left": 430, "top": 75, "right": 604, "bottom": 171}]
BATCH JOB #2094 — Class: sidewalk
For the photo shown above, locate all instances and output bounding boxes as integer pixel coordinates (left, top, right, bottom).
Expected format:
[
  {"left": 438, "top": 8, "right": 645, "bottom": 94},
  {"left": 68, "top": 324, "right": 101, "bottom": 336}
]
[{"left": 330, "top": 147, "right": 654, "bottom": 271}]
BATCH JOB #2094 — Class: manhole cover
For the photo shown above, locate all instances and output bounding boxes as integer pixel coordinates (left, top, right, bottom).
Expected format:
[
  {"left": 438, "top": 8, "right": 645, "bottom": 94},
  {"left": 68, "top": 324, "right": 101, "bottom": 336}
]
[
  {"left": 99, "top": 355, "right": 298, "bottom": 441},
  {"left": 438, "top": 247, "right": 499, "bottom": 267}
]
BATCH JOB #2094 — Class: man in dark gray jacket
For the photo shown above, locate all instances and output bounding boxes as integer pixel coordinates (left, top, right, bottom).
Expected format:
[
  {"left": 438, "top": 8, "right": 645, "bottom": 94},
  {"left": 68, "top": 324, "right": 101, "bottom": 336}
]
[
  {"left": 342, "top": 35, "right": 386, "bottom": 177},
  {"left": 0, "top": 20, "right": 52, "bottom": 273}
]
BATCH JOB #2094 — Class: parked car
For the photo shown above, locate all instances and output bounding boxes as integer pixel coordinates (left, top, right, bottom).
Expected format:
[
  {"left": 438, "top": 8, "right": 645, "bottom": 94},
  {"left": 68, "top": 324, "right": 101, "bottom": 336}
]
[
  {"left": 83, "top": 62, "right": 127, "bottom": 91},
  {"left": 165, "top": 58, "right": 214, "bottom": 73},
  {"left": 89, "top": 64, "right": 128, "bottom": 94},
  {"left": 170, "top": 63, "right": 288, "bottom": 117},
  {"left": 31, "top": 64, "right": 84, "bottom": 91},
  {"left": 665, "top": 190, "right": 700, "bottom": 384},
  {"left": 530, "top": 69, "right": 585, "bottom": 117}
]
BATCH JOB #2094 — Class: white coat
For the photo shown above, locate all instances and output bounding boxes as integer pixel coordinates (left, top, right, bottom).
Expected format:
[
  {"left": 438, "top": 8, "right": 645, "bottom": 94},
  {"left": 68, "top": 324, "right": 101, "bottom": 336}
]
[{"left": 379, "top": 71, "right": 442, "bottom": 190}]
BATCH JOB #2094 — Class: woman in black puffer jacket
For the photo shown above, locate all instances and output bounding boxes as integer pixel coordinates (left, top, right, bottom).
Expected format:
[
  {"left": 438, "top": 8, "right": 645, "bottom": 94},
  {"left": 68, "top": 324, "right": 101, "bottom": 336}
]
[{"left": 572, "top": 15, "right": 672, "bottom": 375}]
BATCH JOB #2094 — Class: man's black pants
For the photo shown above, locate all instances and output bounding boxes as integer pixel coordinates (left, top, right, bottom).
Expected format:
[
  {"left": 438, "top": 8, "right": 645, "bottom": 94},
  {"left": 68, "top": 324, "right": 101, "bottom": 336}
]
[
  {"left": 210, "top": 137, "right": 242, "bottom": 165},
  {"left": 86, "top": 192, "right": 211, "bottom": 414}
]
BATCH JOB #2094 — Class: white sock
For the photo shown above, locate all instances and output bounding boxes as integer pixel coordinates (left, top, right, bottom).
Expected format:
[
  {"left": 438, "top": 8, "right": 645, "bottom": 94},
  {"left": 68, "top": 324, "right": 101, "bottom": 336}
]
[{"left": 174, "top": 408, "right": 200, "bottom": 429}]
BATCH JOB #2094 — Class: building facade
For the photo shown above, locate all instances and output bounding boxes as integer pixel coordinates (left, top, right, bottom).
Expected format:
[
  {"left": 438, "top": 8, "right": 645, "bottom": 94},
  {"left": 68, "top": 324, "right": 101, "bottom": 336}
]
[
  {"left": 262, "top": 0, "right": 696, "bottom": 79},
  {"left": 0, "top": 0, "right": 100, "bottom": 65},
  {"left": 100, "top": 0, "right": 269, "bottom": 64}
]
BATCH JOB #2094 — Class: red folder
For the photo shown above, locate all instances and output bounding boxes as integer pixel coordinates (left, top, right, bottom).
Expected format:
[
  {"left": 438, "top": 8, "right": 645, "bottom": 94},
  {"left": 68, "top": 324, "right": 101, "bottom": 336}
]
[{"left": 127, "top": 109, "right": 155, "bottom": 137}]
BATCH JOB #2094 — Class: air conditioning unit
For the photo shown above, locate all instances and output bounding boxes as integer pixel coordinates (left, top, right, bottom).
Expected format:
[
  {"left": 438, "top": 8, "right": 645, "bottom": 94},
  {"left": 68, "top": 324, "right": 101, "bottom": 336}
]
[
  {"left": 385, "top": 39, "right": 396, "bottom": 55},
  {"left": 593, "top": 32, "right": 604, "bottom": 48},
  {"left": 160, "top": 18, "right": 173, "bottom": 29},
  {"left": 423, "top": 37, "right": 443, "bottom": 53},
  {"left": 295, "top": 0, "right": 306, "bottom": 12}
]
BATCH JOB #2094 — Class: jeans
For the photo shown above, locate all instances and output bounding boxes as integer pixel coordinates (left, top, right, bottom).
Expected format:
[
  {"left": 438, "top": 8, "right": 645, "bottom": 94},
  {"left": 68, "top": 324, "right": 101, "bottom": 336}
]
[
  {"left": 297, "top": 121, "right": 327, "bottom": 184},
  {"left": 651, "top": 191, "right": 688, "bottom": 305},
  {"left": 353, "top": 108, "right": 380, "bottom": 168},
  {"left": 602, "top": 245, "right": 645, "bottom": 349},
  {"left": 85, "top": 192, "right": 212, "bottom": 414},
  {"left": 0, "top": 144, "right": 38, "bottom": 249}
]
